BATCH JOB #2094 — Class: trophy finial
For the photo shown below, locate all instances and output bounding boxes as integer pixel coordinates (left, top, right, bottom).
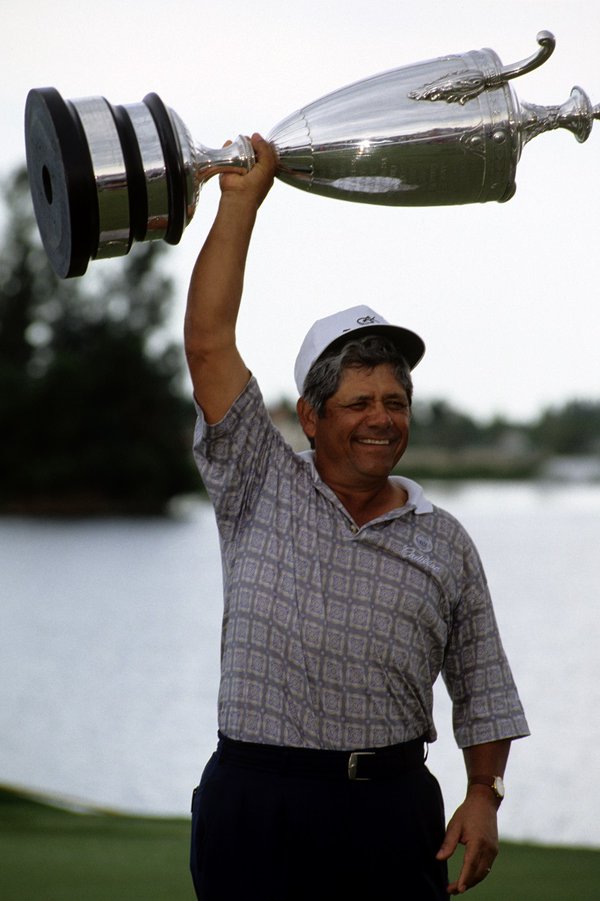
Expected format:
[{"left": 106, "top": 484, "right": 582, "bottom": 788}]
[{"left": 520, "top": 86, "right": 599, "bottom": 146}]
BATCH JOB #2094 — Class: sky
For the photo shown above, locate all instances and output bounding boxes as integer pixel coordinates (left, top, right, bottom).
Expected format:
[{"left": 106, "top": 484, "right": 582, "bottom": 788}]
[{"left": 2, "top": 0, "right": 599, "bottom": 420}]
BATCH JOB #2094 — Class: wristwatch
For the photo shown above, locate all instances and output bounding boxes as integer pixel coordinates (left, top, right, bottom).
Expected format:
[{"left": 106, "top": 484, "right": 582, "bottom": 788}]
[{"left": 468, "top": 774, "right": 505, "bottom": 804}]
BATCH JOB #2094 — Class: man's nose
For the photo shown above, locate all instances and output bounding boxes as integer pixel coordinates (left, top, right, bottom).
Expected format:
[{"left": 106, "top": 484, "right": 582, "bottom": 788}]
[{"left": 367, "top": 404, "right": 393, "bottom": 427}]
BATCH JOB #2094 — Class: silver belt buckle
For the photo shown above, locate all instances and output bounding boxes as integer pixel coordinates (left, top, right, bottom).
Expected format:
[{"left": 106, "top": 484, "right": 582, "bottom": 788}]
[{"left": 348, "top": 751, "right": 376, "bottom": 781}]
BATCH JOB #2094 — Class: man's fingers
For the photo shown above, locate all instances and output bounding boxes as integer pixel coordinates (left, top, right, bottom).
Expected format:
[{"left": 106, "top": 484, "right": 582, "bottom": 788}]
[
  {"left": 448, "top": 846, "right": 495, "bottom": 894},
  {"left": 436, "top": 819, "right": 460, "bottom": 861},
  {"left": 251, "top": 133, "right": 278, "bottom": 171}
]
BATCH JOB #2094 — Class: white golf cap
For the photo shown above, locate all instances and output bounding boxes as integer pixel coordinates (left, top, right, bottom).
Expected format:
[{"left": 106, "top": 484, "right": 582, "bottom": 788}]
[{"left": 294, "top": 305, "right": 425, "bottom": 395}]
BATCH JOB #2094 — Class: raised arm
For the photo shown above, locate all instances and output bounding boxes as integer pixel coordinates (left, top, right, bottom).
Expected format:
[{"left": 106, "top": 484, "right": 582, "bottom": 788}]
[{"left": 184, "top": 134, "right": 277, "bottom": 423}]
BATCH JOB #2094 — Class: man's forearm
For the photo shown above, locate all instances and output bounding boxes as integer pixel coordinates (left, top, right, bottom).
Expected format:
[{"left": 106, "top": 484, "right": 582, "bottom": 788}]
[
  {"left": 185, "top": 193, "right": 258, "bottom": 359},
  {"left": 463, "top": 739, "right": 511, "bottom": 777},
  {"left": 185, "top": 134, "right": 276, "bottom": 360},
  {"left": 184, "top": 134, "right": 277, "bottom": 420}
]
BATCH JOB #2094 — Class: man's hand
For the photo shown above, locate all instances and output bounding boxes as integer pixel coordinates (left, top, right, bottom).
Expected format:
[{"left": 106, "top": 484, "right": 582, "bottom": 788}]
[
  {"left": 219, "top": 133, "right": 277, "bottom": 210},
  {"left": 436, "top": 788, "right": 499, "bottom": 894}
]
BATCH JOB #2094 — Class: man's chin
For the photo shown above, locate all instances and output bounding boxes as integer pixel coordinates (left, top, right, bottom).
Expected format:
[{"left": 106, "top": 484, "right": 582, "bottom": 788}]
[{"left": 352, "top": 443, "right": 405, "bottom": 469}]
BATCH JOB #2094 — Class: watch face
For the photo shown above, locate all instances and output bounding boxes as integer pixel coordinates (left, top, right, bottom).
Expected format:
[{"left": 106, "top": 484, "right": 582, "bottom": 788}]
[{"left": 493, "top": 776, "right": 506, "bottom": 798}]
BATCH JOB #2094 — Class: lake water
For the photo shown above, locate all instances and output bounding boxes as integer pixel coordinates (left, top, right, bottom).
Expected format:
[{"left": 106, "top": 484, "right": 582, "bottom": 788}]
[{"left": 1, "top": 482, "right": 599, "bottom": 848}]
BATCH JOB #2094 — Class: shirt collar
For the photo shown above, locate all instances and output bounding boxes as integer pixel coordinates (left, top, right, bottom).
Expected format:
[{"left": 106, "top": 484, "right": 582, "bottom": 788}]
[{"left": 296, "top": 450, "right": 433, "bottom": 515}]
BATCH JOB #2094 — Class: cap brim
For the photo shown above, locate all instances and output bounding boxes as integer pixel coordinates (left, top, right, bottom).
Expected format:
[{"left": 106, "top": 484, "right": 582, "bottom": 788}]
[{"left": 320, "top": 324, "right": 425, "bottom": 371}]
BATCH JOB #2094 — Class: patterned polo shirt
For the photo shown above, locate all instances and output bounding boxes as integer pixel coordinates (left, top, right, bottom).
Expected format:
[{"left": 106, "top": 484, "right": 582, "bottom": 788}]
[{"left": 193, "top": 377, "right": 529, "bottom": 751}]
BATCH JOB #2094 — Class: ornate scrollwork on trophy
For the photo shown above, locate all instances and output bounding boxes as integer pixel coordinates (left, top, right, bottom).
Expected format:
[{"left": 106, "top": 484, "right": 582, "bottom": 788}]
[
  {"left": 408, "top": 29, "right": 558, "bottom": 106},
  {"left": 408, "top": 73, "right": 489, "bottom": 106}
]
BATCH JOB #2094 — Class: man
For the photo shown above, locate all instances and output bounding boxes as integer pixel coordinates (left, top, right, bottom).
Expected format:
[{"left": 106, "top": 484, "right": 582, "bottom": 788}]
[{"left": 185, "top": 135, "right": 529, "bottom": 900}]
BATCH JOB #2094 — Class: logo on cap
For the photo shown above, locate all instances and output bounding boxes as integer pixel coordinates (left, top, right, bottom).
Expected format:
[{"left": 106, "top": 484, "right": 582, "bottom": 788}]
[{"left": 357, "top": 315, "right": 378, "bottom": 325}]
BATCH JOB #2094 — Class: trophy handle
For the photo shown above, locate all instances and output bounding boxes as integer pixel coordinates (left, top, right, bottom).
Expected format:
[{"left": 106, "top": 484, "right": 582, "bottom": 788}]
[
  {"left": 499, "top": 30, "right": 555, "bottom": 82},
  {"left": 408, "top": 31, "right": 556, "bottom": 105},
  {"left": 405, "top": 30, "right": 598, "bottom": 148}
]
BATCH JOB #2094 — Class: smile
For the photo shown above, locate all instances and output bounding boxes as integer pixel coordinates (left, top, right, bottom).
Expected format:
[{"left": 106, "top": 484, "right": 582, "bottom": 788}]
[{"left": 356, "top": 438, "right": 393, "bottom": 445}]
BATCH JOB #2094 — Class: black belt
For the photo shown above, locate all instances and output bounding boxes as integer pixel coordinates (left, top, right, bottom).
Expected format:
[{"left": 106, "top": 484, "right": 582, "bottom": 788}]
[{"left": 217, "top": 732, "right": 426, "bottom": 781}]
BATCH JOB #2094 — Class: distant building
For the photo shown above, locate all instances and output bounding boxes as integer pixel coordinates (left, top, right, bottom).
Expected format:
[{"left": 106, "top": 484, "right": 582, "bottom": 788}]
[{"left": 540, "top": 456, "right": 600, "bottom": 482}]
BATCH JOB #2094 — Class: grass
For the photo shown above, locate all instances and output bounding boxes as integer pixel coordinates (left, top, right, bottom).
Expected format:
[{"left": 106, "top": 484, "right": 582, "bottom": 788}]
[
  {"left": 448, "top": 841, "right": 600, "bottom": 900},
  {"left": 0, "top": 786, "right": 195, "bottom": 900},
  {"left": 1, "top": 785, "right": 599, "bottom": 900}
]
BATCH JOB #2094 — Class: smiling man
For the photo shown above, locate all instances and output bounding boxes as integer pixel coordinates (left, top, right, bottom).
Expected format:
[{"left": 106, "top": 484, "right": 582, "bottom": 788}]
[
  {"left": 185, "top": 135, "right": 529, "bottom": 901},
  {"left": 296, "top": 330, "right": 416, "bottom": 523}
]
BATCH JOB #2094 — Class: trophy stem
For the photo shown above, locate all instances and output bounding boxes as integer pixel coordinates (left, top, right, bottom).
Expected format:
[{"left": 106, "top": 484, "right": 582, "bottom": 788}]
[
  {"left": 193, "top": 136, "right": 256, "bottom": 186},
  {"left": 148, "top": 100, "right": 255, "bottom": 240}
]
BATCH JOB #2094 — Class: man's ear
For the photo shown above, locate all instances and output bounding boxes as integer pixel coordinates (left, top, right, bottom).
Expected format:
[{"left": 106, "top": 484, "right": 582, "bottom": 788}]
[{"left": 296, "top": 397, "right": 318, "bottom": 440}]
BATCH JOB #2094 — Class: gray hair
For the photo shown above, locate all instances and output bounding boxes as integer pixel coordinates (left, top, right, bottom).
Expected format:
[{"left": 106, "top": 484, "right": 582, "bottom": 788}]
[{"left": 302, "top": 334, "right": 414, "bottom": 416}]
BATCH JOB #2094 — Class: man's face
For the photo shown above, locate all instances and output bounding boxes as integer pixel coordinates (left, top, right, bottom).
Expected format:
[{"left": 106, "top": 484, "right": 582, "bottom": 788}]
[{"left": 299, "top": 363, "right": 411, "bottom": 488}]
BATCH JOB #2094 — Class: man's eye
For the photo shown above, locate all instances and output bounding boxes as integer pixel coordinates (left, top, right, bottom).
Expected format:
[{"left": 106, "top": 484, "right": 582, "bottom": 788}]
[{"left": 387, "top": 401, "right": 408, "bottom": 411}]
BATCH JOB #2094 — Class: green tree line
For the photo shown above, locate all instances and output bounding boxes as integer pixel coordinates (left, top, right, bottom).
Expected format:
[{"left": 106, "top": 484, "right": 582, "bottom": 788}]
[
  {"left": 0, "top": 168, "right": 200, "bottom": 514},
  {"left": 400, "top": 397, "right": 600, "bottom": 480},
  {"left": 408, "top": 398, "right": 600, "bottom": 455}
]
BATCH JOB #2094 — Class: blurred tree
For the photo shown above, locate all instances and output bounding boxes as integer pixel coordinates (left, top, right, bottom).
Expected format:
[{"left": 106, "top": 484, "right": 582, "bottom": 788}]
[
  {"left": 408, "top": 396, "right": 600, "bottom": 461},
  {"left": 0, "top": 167, "right": 200, "bottom": 514},
  {"left": 532, "top": 400, "right": 600, "bottom": 455},
  {"left": 410, "top": 399, "right": 481, "bottom": 448}
]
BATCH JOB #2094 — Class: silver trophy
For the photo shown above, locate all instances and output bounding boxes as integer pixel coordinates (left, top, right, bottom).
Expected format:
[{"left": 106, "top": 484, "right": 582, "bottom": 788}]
[{"left": 25, "top": 30, "right": 598, "bottom": 278}]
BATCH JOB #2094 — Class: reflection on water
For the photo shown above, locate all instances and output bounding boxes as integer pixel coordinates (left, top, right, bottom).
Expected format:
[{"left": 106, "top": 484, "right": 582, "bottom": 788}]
[{"left": 1, "top": 483, "right": 599, "bottom": 847}]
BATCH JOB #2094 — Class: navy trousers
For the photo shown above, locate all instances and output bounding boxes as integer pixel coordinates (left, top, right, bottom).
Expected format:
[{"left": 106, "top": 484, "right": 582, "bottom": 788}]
[{"left": 190, "top": 739, "right": 448, "bottom": 900}]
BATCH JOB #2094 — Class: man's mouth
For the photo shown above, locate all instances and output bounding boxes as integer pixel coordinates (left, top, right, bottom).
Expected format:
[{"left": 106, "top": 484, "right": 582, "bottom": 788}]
[{"left": 355, "top": 438, "right": 393, "bottom": 446}]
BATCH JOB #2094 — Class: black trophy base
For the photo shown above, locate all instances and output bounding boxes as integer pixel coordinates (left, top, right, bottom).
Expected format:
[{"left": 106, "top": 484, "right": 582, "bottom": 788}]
[{"left": 24, "top": 87, "right": 186, "bottom": 279}]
